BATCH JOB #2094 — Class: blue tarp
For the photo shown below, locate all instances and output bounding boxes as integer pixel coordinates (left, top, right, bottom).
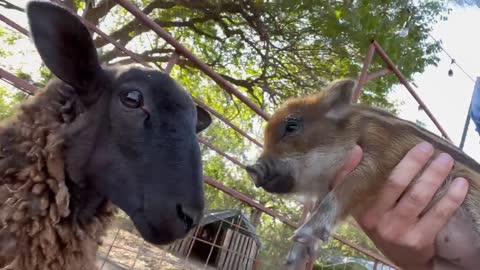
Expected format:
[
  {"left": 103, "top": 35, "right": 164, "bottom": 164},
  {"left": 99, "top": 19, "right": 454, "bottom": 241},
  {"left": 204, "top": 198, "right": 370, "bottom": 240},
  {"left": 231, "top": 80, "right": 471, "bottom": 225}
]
[{"left": 470, "top": 77, "right": 480, "bottom": 135}]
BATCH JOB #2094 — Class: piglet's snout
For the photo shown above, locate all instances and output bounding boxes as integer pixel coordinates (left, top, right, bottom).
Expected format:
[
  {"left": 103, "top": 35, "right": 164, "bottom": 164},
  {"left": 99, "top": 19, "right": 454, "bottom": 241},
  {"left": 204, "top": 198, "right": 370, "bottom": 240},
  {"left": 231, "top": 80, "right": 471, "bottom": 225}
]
[{"left": 245, "top": 163, "right": 265, "bottom": 187}]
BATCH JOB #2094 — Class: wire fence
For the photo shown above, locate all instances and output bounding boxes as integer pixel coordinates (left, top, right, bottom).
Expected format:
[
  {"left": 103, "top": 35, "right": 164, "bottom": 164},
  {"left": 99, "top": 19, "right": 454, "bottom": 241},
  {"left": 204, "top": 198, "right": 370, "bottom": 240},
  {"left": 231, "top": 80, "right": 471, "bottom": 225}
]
[{"left": 94, "top": 207, "right": 396, "bottom": 270}]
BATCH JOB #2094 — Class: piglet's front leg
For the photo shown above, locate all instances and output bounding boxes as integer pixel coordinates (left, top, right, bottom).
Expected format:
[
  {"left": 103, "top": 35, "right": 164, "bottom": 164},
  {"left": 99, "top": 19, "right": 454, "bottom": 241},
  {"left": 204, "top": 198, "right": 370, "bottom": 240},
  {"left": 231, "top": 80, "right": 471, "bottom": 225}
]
[
  {"left": 291, "top": 191, "right": 339, "bottom": 245},
  {"left": 284, "top": 240, "right": 322, "bottom": 269},
  {"left": 283, "top": 193, "right": 338, "bottom": 267},
  {"left": 291, "top": 171, "right": 365, "bottom": 252}
]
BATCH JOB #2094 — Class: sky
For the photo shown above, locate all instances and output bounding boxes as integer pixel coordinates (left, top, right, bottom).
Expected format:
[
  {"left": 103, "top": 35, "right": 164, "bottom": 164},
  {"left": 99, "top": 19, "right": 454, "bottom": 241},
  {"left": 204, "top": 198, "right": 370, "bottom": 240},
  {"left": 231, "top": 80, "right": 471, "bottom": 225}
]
[
  {"left": 386, "top": 4, "right": 480, "bottom": 161},
  {"left": 1, "top": 1, "right": 480, "bottom": 163}
]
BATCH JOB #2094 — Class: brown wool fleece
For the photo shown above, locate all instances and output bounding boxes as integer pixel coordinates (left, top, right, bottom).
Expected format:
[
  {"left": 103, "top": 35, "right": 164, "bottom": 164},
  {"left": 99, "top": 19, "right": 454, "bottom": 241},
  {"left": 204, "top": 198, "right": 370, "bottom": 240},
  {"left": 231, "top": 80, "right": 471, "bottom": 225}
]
[{"left": 0, "top": 80, "right": 116, "bottom": 270}]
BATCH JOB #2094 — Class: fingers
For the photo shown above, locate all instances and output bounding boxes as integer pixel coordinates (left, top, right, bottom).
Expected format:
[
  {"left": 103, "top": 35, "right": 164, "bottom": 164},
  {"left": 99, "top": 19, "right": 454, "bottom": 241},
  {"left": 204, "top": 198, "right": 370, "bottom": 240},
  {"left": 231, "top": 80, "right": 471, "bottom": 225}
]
[
  {"left": 414, "top": 177, "right": 468, "bottom": 240},
  {"left": 360, "top": 142, "right": 434, "bottom": 224},
  {"left": 394, "top": 152, "right": 454, "bottom": 220},
  {"left": 332, "top": 145, "right": 363, "bottom": 188}
]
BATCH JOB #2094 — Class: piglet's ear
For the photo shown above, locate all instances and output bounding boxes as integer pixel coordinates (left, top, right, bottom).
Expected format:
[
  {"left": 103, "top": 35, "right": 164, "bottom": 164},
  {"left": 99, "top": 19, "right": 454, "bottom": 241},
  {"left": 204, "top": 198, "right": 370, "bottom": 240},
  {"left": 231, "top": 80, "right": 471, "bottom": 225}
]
[
  {"left": 26, "top": 1, "right": 100, "bottom": 91},
  {"left": 322, "top": 79, "right": 356, "bottom": 120}
]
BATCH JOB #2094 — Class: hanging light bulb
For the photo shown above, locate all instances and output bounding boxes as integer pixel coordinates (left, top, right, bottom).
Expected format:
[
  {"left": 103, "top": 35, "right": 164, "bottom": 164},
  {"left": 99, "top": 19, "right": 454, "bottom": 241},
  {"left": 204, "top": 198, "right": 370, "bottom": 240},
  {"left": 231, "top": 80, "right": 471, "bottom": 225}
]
[
  {"left": 396, "top": 8, "right": 412, "bottom": 38},
  {"left": 448, "top": 59, "right": 455, "bottom": 77},
  {"left": 397, "top": 24, "right": 410, "bottom": 38}
]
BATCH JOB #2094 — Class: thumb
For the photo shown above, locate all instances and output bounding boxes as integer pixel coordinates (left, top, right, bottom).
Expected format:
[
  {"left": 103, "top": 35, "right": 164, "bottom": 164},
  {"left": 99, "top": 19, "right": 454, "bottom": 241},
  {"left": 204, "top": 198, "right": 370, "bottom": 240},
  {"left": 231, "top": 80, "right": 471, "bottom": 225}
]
[{"left": 332, "top": 145, "right": 363, "bottom": 187}]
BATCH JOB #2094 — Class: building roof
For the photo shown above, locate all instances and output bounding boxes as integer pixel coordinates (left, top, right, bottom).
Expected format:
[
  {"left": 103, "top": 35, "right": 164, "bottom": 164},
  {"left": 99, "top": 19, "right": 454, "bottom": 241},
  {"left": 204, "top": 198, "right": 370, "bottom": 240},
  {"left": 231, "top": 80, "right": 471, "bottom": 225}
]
[{"left": 200, "top": 209, "right": 262, "bottom": 248}]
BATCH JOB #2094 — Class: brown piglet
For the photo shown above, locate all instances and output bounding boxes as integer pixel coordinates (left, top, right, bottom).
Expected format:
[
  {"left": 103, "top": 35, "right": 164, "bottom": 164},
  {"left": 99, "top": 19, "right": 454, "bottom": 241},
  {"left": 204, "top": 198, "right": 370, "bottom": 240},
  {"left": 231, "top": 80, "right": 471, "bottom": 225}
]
[{"left": 246, "top": 79, "right": 480, "bottom": 269}]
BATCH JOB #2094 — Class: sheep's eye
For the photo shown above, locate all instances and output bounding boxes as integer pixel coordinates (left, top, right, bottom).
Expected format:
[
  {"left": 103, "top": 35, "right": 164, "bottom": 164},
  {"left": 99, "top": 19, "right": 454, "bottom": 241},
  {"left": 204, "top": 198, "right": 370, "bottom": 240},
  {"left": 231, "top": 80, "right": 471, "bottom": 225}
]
[
  {"left": 120, "top": 90, "right": 143, "bottom": 108},
  {"left": 284, "top": 117, "right": 302, "bottom": 136}
]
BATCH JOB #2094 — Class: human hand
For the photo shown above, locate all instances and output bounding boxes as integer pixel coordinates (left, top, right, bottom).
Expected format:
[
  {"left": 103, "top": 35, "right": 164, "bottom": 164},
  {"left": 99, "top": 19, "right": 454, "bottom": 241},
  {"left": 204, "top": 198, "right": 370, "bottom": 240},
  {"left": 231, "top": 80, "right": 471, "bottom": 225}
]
[{"left": 335, "top": 142, "right": 469, "bottom": 270}]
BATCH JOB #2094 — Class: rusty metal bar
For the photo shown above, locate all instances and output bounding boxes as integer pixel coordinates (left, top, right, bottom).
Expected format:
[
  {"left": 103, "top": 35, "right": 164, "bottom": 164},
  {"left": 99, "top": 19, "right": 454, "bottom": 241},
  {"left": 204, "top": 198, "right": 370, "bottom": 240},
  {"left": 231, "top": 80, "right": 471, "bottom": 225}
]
[
  {"left": 2, "top": 7, "right": 401, "bottom": 268},
  {"left": 193, "top": 96, "right": 263, "bottom": 148},
  {"left": 372, "top": 40, "right": 452, "bottom": 142},
  {"left": 333, "top": 235, "right": 397, "bottom": 268},
  {"left": 203, "top": 176, "right": 297, "bottom": 228},
  {"left": 0, "top": 12, "right": 263, "bottom": 149},
  {"left": 366, "top": 68, "right": 391, "bottom": 82},
  {"left": 0, "top": 70, "right": 280, "bottom": 228},
  {"left": 49, "top": 0, "right": 151, "bottom": 67},
  {"left": 459, "top": 101, "right": 471, "bottom": 150},
  {"left": 0, "top": 67, "right": 36, "bottom": 95},
  {"left": 0, "top": 13, "right": 29, "bottom": 36},
  {"left": 114, "top": 0, "right": 270, "bottom": 121},
  {"left": 164, "top": 51, "right": 179, "bottom": 74},
  {"left": 353, "top": 42, "right": 376, "bottom": 102},
  {"left": 198, "top": 137, "right": 245, "bottom": 168}
]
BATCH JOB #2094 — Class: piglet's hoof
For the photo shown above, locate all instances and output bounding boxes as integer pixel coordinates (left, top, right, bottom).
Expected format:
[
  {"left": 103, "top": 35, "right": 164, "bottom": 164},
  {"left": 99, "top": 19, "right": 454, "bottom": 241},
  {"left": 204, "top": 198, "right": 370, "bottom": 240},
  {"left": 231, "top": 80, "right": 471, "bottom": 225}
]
[
  {"left": 290, "top": 230, "right": 315, "bottom": 244},
  {"left": 292, "top": 225, "right": 331, "bottom": 244},
  {"left": 285, "top": 242, "right": 312, "bottom": 268}
]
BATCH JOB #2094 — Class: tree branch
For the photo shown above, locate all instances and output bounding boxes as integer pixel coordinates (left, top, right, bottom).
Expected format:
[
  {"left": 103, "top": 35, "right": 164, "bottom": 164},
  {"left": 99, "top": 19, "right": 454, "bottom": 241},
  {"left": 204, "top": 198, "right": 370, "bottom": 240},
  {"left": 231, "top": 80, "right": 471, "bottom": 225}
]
[
  {"left": 100, "top": 47, "right": 174, "bottom": 63},
  {"left": 85, "top": 0, "right": 116, "bottom": 25},
  {"left": 94, "top": 16, "right": 212, "bottom": 48},
  {"left": 0, "top": 0, "right": 24, "bottom": 12},
  {"left": 62, "top": 0, "right": 76, "bottom": 10}
]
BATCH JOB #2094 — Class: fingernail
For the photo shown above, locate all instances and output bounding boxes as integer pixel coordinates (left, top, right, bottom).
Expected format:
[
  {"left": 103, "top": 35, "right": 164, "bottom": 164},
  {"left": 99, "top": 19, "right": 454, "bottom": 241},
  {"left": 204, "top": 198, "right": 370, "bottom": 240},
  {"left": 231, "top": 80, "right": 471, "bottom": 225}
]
[
  {"left": 438, "top": 153, "right": 453, "bottom": 165},
  {"left": 418, "top": 142, "right": 433, "bottom": 153},
  {"left": 452, "top": 177, "right": 468, "bottom": 192}
]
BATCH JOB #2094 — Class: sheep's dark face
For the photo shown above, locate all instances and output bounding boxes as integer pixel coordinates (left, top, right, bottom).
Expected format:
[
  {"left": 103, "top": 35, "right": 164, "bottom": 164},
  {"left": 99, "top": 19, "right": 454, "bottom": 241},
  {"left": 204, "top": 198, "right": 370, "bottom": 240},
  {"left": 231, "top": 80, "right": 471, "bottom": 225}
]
[
  {"left": 85, "top": 66, "right": 211, "bottom": 244},
  {"left": 26, "top": 1, "right": 212, "bottom": 245}
]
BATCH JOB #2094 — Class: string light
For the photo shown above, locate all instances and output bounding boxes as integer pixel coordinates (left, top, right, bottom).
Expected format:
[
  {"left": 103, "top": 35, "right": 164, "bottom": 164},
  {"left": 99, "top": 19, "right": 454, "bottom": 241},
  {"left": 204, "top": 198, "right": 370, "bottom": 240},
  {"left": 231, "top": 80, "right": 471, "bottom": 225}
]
[
  {"left": 427, "top": 32, "right": 475, "bottom": 82},
  {"left": 396, "top": 8, "right": 412, "bottom": 37},
  {"left": 396, "top": 4, "right": 474, "bottom": 82},
  {"left": 448, "top": 59, "right": 455, "bottom": 77},
  {"left": 399, "top": 2, "right": 476, "bottom": 149}
]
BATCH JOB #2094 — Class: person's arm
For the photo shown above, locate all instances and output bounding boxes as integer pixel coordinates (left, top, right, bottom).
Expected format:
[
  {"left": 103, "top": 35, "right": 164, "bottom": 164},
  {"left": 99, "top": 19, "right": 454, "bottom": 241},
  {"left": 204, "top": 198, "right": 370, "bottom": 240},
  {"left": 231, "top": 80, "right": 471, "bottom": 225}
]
[{"left": 335, "top": 142, "right": 469, "bottom": 270}]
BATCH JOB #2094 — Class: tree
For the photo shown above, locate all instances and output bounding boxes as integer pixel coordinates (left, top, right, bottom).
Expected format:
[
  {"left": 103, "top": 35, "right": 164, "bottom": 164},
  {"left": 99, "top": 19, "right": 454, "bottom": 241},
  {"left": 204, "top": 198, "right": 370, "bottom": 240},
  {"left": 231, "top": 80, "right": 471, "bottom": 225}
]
[
  {"left": 0, "top": 0, "right": 454, "bottom": 267},
  {"left": 451, "top": 0, "right": 480, "bottom": 7}
]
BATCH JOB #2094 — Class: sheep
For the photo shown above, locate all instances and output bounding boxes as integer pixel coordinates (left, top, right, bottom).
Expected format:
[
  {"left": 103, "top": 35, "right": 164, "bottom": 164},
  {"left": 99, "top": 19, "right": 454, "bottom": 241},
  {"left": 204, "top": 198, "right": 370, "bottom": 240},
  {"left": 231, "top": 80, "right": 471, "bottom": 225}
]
[{"left": 0, "top": 1, "right": 213, "bottom": 269}]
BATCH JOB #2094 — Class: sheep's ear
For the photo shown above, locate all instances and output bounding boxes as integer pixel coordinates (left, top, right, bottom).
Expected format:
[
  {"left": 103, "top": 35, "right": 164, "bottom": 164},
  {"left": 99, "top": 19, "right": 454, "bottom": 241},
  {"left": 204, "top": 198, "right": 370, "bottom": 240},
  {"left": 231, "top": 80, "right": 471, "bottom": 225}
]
[
  {"left": 322, "top": 79, "right": 356, "bottom": 120},
  {"left": 26, "top": 1, "right": 100, "bottom": 91},
  {"left": 195, "top": 106, "right": 212, "bottom": 133}
]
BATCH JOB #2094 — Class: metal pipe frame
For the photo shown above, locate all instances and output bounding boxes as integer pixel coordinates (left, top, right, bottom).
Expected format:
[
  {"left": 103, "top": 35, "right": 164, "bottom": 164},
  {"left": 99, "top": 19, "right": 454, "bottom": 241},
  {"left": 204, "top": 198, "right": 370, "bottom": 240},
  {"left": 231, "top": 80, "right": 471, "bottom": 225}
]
[
  {"left": 0, "top": 13, "right": 29, "bottom": 36},
  {"left": 0, "top": 59, "right": 399, "bottom": 270},
  {"left": 0, "top": 11, "right": 263, "bottom": 148},
  {"left": 0, "top": 10, "right": 286, "bottom": 225},
  {"left": 0, "top": 64, "right": 297, "bottom": 229},
  {"left": 0, "top": 67, "right": 36, "bottom": 94},
  {"left": 371, "top": 40, "right": 452, "bottom": 141},
  {"left": 114, "top": 0, "right": 270, "bottom": 121},
  {"left": 0, "top": 4, "right": 405, "bottom": 268}
]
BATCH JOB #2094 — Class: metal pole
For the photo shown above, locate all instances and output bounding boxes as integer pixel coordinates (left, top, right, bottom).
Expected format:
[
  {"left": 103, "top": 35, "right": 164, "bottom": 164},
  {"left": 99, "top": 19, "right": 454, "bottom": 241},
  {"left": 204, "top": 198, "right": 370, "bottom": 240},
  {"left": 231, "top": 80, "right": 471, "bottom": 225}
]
[
  {"left": 114, "top": 0, "right": 270, "bottom": 120},
  {"left": 0, "top": 67, "right": 36, "bottom": 94},
  {"left": 0, "top": 11, "right": 264, "bottom": 148},
  {"left": 353, "top": 42, "right": 376, "bottom": 102},
  {"left": 459, "top": 101, "right": 471, "bottom": 150},
  {"left": 372, "top": 40, "right": 452, "bottom": 142}
]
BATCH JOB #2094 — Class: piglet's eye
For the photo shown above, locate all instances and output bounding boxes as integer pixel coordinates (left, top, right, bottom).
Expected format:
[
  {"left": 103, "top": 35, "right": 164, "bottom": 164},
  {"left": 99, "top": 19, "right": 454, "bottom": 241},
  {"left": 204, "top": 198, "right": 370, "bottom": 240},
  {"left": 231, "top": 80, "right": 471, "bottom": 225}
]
[{"left": 120, "top": 90, "right": 143, "bottom": 108}]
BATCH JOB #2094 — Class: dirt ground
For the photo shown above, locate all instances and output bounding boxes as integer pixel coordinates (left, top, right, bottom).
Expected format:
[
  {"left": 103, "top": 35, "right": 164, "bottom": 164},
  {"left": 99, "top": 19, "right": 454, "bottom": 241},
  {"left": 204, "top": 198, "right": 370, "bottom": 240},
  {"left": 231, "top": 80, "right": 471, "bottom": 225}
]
[{"left": 96, "top": 220, "right": 214, "bottom": 270}]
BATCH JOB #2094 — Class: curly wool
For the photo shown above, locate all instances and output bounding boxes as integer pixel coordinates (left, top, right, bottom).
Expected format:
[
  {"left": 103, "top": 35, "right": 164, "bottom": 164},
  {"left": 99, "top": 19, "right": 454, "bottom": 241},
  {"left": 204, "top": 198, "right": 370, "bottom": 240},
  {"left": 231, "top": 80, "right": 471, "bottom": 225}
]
[{"left": 0, "top": 80, "right": 116, "bottom": 270}]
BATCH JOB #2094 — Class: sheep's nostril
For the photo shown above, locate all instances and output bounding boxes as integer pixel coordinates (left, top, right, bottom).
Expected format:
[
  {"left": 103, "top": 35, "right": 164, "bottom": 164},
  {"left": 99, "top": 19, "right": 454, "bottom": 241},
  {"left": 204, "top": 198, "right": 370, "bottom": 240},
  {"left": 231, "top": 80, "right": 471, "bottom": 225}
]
[{"left": 176, "top": 204, "right": 194, "bottom": 232}]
